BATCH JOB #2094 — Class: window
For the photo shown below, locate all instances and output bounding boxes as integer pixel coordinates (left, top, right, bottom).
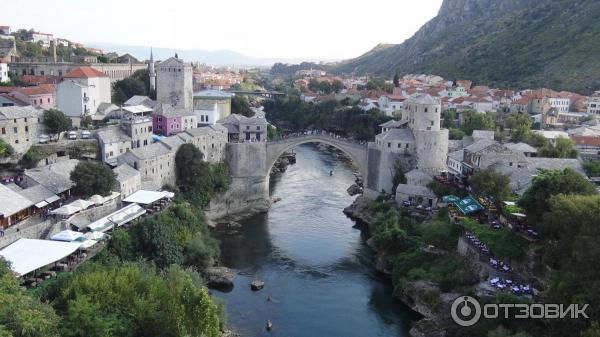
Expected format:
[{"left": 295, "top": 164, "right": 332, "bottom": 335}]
[
  {"left": 1, "top": 128, "right": 4, "bottom": 134},
  {"left": 424, "top": 108, "right": 428, "bottom": 112},
  {"left": 109, "top": 151, "right": 113, "bottom": 157},
  {"left": 387, "top": 142, "right": 391, "bottom": 148},
  {"left": 15, "top": 139, "right": 18, "bottom": 144},
  {"left": 405, "top": 143, "right": 409, "bottom": 149},
  {"left": 246, "top": 126, "right": 250, "bottom": 130},
  {"left": 257, "top": 126, "right": 261, "bottom": 130},
  {"left": 25, "top": 126, "right": 28, "bottom": 132},
  {"left": 24, "top": 118, "right": 27, "bottom": 122},
  {"left": 398, "top": 143, "right": 401, "bottom": 148},
  {"left": 47, "top": 98, "right": 50, "bottom": 103},
  {"left": 13, "top": 127, "right": 17, "bottom": 133}
]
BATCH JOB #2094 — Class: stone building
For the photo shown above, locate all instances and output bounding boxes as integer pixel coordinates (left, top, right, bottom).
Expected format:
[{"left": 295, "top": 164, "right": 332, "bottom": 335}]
[
  {"left": 97, "top": 115, "right": 153, "bottom": 165},
  {"left": 0, "top": 106, "right": 41, "bottom": 155},
  {"left": 152, "top": 103, "right": 196, "bottom": 136},
  {"left": 113, "top": 163, "right": 141, "bottom": 198},
  {"left": 193, "top": 90, "right": 232, "bottom": 121},
  {"left": 367, "top": 94, "right": 448, "bottom": 195},
  {"left": 217, "top": 114, "right": 267, "bottom": 142},
  {"left": 8, "top": 62, "right": 146, "bottom": 83},
  {"left": 156, "top": 56, "right": 193, "bottom": 110},
  {"left": 9, "top": 84, "right": 56, "bottom": 109},
  {"left": 118, "top": 125, "right": 227, "bottom": 189}
]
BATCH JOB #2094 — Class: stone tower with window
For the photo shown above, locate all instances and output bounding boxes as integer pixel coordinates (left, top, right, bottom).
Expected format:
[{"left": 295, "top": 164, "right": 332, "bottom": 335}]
[{"left": 156, "top": 55, "right": 193, "bottom": 110}]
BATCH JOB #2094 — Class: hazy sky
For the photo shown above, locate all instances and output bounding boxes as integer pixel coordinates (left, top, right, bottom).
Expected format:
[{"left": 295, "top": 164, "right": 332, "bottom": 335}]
[{"left": 1, "top": 0, "right": 443, "bottom": 60}]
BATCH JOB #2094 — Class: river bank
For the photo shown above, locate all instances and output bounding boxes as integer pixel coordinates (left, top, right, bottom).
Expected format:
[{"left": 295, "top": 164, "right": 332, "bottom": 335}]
[{"left": 343, "top": 196, "right": 465, "bottom": 337}]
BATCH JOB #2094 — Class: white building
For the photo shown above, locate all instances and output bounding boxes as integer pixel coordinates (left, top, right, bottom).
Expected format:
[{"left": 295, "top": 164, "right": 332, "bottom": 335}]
[
  {"left": 0, "top": 63, "right": 8, "bottom": 83},
  {"left": 378, "top": 95, "right": 405, "bottom": 117},
  {"left": 30, "top": 32, "right": 54, "bottom": 48},
  {"left": 113, "top": 164, "right": 141, "bottom": 198},
  {"left": 587, "top": 92, "right": 600, "bottom": 115},
  {"left": 56, "top": 67, "right": 111, "bottom": 127}
]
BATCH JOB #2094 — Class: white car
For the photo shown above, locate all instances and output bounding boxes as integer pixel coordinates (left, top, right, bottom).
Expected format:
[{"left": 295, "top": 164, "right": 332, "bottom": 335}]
[
  {"left": 81, "top": 131, "right": 91, "bottom": 139},
  {"left": 67, "top": 131, "right": 78, "bottom": 140},
  {"left": 38, "top": 134, "right": 50, "bottom": 144}
]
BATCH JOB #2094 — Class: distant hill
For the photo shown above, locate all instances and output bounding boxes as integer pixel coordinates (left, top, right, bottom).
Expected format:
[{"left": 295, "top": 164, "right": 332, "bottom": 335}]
[
  {"left": 335, "top": 0, "right": 600, "bottom": 94},
  {"left": 86, "top": 43, "right": 336, "bottom": 67}
]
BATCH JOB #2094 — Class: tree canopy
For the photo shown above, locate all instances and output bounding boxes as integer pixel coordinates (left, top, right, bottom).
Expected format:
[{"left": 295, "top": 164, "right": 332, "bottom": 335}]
[
  {"left": 504, "top": 113, "right": 533, "bottom": 142},
  {"left": 70, "top": 161, "right": 117, "bottom": 197},
  {"left": 460, "top": 110, "right": 495, "bottom": 135},
  {"left": 231, "top": 95, "right": 254, "bottom": 117},
  {"left": 175, "top": 144, "right": 230, "bottom": 208},
  {"left": 43, "top": 109, "right": 71, "bottom": 136},
  {"left": 537, "top": 137, "right": 578, "bottom": 158},
  {"left": 518, "top": 168, "right": 597, "bottom": 225},
  {"left": 469, "top": 168, "right": 512, "bottom": 201}
]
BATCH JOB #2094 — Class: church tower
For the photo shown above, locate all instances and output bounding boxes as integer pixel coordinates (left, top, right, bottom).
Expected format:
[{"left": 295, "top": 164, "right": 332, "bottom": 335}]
[{"left": 148, "top": 47, "right": 156, "bottom": 92}]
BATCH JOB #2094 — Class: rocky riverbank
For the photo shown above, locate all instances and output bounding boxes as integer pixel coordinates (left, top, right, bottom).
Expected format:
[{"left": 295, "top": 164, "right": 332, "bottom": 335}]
[{"left": 343, "top": 196, "right": 458, "bottom": 337}]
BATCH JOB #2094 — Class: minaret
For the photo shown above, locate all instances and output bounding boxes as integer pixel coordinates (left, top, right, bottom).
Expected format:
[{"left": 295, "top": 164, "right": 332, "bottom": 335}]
[{"left": 148, "top": 47, "right": 156, "bottom": 92}]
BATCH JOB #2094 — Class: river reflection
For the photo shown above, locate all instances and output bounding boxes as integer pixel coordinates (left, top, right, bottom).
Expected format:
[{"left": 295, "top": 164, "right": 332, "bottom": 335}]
[{"left": 212, "top": 144, "right": 416, "bottom": 337}]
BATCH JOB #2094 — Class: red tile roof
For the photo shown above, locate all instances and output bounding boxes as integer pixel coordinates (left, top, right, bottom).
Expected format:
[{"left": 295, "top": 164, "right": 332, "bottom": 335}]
[
  {"left": 64, "top": 67, "right": 108, "bottom": 78},
  {"left": 572, "top": 136, "right": 600, "bottom": 147},
  {"left": 22, "top": 75, "right": 59, "bottom": 85},
  {"left": 0, "top": 86, "right": 20, "bottom": 93},
  {"left": 11, "top": 84, "right": 55, "bottom": 96}
]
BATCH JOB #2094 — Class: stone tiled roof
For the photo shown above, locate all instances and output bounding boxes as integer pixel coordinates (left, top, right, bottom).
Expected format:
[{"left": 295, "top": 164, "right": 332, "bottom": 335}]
[
  {"left": 153, "top": 103, "right": 193, "bottom": 118},
  {"left": 24, "top": 160, "right": 78, "bottom": 194},
  {"left": 0, "top": 183, "right": 33, "bottom": 217},
  {"left": 505, "top": 142, "right": 538, "bottom": 154},
  {"left": 448, "top": 149, "right": 464, "bottom": 161},
  {"left": 0, "top": 106, "right": 41, "bottom": 120},
  {"left": 97, "top": 127, "right": 131, "bottom": 144},
  {"left": 526, "top": 157, "right": 584, "bottom": 174},
  {"left": 396, "top": 184, "right": 436, "bottom": 198},
  {"left": 127, "top": 142, "right": 172, "bottom": 160},
  {"left": 113, "top": 164, "right": 140, "bottom": 182},
  {"left": 464, "top": 139, "right": 498, "bottom": 154},
  {"left": 379, "top": 120, "right": 408, "bottom": 128},
  {"left": 406, "top": 93, "right": 439, "bottom": 105},
  {"left": 378, "top": 128, "right": 415, "bottom": 142},
  {"left": 18, "top": 184, "right": 56, "bottom": 204}
]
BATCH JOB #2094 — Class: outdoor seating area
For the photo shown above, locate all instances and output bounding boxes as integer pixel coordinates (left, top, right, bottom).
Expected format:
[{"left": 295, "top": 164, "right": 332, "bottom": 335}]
[
  {"left": 488, "top": 277, "right": 532, "bottom": 295},
  {"left": 122, "top": 190, "right": 173, "bottom": 214}
]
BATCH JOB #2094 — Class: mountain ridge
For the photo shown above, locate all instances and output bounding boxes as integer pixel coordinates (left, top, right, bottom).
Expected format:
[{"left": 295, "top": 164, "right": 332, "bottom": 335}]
[{"left": 335, "top": 0, "right": 600, "bottom": 94}]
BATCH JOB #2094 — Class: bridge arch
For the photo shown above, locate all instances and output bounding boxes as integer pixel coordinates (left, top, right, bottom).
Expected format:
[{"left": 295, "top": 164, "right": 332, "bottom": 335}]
[{"left": 265, "top": 135, "right": 368, "bottom": 180}]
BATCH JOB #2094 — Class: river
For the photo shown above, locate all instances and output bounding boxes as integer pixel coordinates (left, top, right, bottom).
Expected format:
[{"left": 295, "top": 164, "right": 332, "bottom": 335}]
[{"left": 212, "top": 144, "right": 417, "bottom": 337}]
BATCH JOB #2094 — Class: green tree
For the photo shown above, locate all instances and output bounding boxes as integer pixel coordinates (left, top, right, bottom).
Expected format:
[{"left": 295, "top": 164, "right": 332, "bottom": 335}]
[
  {"left": 542, "top": 195, "right": 600, "bottom": 336},
  {"left": 0, "top": 139, "right": 14, "bottom": 158},
  {"left": 0, "top": 259, "right": 60, "bottom": 337},
  {"left": 318, "top": 81, "right": 332, "bottom": 94},
  {"left": 518, "top": 168, "right": 597, "bottom": 225},
  {"left": 460, "top": 110, "right": 495, "bottom": 135},
  {"left": 583, "top": 160, "right": 600, "bottom": 177},
  {"left": 70, "top": 161, "right": 117, "bottom": 197},
  {"left": 112, "top": 77, "right": 146, "bottom": 104},
  {"left": 308, "top": 78, "right": 320, "bottom": 92},
  {"left": 469, "top": 168, "right": 512, "bottom": 200},
  {"left": 538, "top": 137, "right": 578, "bottom": 158},
  {"left": 175, "top": 144, "right": 230, "bottom": 208},
  {"left": 505, "top": 113, "right": 533, "bottom": 142},
  {"left": 231, "top": 95, "right": 254, "bottom": 117},
  {"left": 393, "top": 72, "right": 400, "bottom": 88},
  {"left": 449, "top": 128, "right": 465, "bottom": 140},
  {"left": 331, "top": 80, "right": 344, "bottom": 93},
  {"left": 391, "top": 160, "right": 407, "bottom": 194},
  {"left": 43, "top": 109, "right": 71, "bottom": 138},
  {"left": 57, "top": 263, "right": 222, "bottom": 337}
]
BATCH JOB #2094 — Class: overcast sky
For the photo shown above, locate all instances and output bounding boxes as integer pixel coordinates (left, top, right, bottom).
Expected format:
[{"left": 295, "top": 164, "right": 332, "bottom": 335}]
[{"left": 1, "top": 0, "right": 443, "bottom": 60}]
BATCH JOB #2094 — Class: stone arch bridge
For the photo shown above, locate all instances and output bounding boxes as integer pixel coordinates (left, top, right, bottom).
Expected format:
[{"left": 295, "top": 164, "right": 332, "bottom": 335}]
[{"left": 266, "top": 135, "right": 368, "bottom": 177}]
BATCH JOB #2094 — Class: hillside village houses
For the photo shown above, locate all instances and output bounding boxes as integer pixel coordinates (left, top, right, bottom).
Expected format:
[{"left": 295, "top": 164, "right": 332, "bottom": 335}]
[{"left": 0, "top": 62, "right": 8, "bottom": 83}]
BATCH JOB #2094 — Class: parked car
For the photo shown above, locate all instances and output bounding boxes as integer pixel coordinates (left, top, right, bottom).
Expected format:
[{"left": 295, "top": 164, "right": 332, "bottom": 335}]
[
  {"left": 38, "top": 134, "right": 50, "bottom": 144},
  {"left": 81, "top": 130, "right": 91, "bottom": 139},
  {"left": 67, "top": 131, "right": 78, "bottom": 140}
]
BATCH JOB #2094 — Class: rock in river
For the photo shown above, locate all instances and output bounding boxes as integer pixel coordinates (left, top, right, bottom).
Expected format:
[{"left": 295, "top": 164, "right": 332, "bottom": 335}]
[
  {"left": 347, "top": 183, "right": 363, "bottom": 196},
  {"left": 204, "top": 267, "right": 235, "bottom": 290},
  {"left": 251, "top": 279, "right": 265, "bottom": 290}
]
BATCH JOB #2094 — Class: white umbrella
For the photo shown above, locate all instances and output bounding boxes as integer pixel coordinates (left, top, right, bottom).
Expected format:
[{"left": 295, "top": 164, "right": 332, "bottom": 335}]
[
  {"left": 69, "top": 199, "right": 94, "bottom": 210},
  {"left": 79, "top": 239, "right": 97, "bottom": 249},
  {"left": 89, "top": 195, "right": 104, "bottom": 205},
  {"left": 84, "top": 231, "right": 106, "bottom": 241},
  {"left": 51, "top": 230, "right": 84, "bottom": 242},
  {"left": 50, "top": 204, "right": 82, "bottom": 216}
]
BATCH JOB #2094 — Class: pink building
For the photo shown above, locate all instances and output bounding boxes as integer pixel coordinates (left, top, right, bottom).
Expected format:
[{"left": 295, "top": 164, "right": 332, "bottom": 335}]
[
  {"left": 152, "top": 103, "right": 195, "bottom": 136},
  {"left": 9, "top": 84, "right": 56, "bottom": 109}
]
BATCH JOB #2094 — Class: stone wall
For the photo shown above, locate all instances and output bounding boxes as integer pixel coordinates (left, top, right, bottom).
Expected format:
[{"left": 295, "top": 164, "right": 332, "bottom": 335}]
[
  {"left": 414, "top": 129, "right": 449, "bottom": 175},
  {"left": 0, "top": 219, "right": 54, "bottom": 249}
]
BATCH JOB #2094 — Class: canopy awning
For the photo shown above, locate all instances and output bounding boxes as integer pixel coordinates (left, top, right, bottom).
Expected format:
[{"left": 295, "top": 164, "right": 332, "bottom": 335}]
[
  {"left": 34, "top": 201, "right": 48, "bottom": 208},
  {"left": 122, "top": 190, "right": 174, "bottom": 205},
  {"left": 45, "top": 195, "right": 61, "bottom": 204},
  {"left": 454, "top": 196, "right": 485, "bottom": 215},
  {"left": 0, "top": 239, "right": 81, "bottom": 276},
  {"left": 50, "top": 204, "right": 82, "bottom": 216},
  {"left": 86, "top": 203, "right": 146, "bottom": 233},
  {"left": 442, "top": 195, "right": 461, "bottom": 203},
  {"left": 51, "top": 230, "right": 84, "bottom": 242}
]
